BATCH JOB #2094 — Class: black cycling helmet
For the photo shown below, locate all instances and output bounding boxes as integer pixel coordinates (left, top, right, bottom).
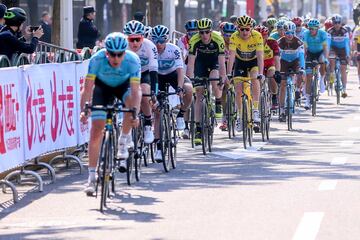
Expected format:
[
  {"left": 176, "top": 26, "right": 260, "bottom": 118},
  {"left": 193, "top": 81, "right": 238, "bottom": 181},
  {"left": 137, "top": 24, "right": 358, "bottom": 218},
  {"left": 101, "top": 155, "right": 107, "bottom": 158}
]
[{"left": 4, "top": 7, "right": 27, "bottom": 27}]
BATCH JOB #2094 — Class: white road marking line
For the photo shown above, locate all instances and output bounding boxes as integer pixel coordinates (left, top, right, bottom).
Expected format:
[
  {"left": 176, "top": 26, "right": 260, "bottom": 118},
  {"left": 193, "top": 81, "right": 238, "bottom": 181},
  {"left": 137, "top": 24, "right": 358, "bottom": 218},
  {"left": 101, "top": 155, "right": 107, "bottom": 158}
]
[
  {"left": 340, "top": 140, "right": 354, "bottom": 147},
  {"left": 212, "top": 142, "right": 272, "bottom": 159},
  {"left": 347, "top": 127, "right": 360, "bottom": 133},
  {"left": 354, "top": 116, "right": 360, "bottom": 120},
  {"left": 293, "top": 212, "right": 324, "bottom": 240},
  {"left": 318, "top": 180, "right": 337, "bottom": 191},
  {"left": 330, "top": 157, "right": 347, "bottom": 165}
]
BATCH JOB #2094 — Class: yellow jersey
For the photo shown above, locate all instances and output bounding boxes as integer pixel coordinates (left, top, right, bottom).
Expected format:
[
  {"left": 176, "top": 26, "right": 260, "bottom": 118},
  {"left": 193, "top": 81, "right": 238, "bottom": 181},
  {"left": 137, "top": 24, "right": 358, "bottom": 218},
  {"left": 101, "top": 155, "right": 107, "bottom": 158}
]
[{"left": 229, "top": 30, "right": 264, "bottom": 61}]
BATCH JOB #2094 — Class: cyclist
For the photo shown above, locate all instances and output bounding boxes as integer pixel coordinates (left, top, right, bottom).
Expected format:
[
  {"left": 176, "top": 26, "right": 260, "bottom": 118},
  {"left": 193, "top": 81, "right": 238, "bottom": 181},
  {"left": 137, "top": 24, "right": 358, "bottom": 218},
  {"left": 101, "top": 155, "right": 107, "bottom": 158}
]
[
  {"left": 124, "top": 20, "right": 158, "bottom": 144},
  {"left": 186, "top": 18, "right": 226, "bottom": 145},
  {"left": 292, "top": 17, "right": 306, "bottom": 41},
  {"left": 151, "top": 25, "right": 193, "bottom": 160},
  {"left": 278, "top": 21, "right": 305, "bottom": 122},
  {"left": 80, "top": 32, "right": 142, "bottom": 195},
  {"left": 303, "top": 18, "right": 328, "bottom": 110},
  {"left": 327, "top": 14, "right": 350, "bottom": 98},
  {"left": 227, "top": 15, "right": 264, "bottom": 131},
  {"left": 353, "top": 22, "right": 360, "bottom": 87},
  {"left": 144, "top": 26, "right": 152, "bottom": 39},
  {"left": 270, "top": 19, "right": 286, "bottom": 40},
  {"left": 255, "top": 25, "right": 281, "bottom": 111},
  {"left": 266, "top": 17, "right": 278, "bottom": 33},
  {"left": 219, "top": 21, "right": 236, "bottom": 131},
  {"left": 177, "top": 19, "right": 198, "bottom": 138}
]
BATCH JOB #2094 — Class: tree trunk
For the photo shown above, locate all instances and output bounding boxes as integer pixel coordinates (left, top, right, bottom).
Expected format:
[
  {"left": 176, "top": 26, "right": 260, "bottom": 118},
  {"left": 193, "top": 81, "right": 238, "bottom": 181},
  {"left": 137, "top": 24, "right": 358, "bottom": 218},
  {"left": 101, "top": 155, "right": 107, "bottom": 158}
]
[
  {"left": 176, "top": 0, "right": 186, "bottom": 31},
  {"left": 227, "top": 0, "right": 235, "bottom": 17},
  {"left": 111, "top": 0, "right": 122, "bottom": 32},
  {"left": 272, "top": 0, "right": 280, "bottom": 17},
  {"left": 197, "top": 0, "right": 203, "bottom": 18},
  {"left": 131, "top": 0, "right": 147, "bottom": 21},
  {"left": 27, "top": 0, "right": 39, "bottom": 25},
  {"left": 51, "top": 0, "right": 60, "bottom": 45},
  {"left": 148, "top": 0, "right": 162, "bottom": 26},
  {"left": 1, "top": 0, "right": 19, "bottom": 8},
  {"left": 95, "top": 0, "right": 105, "bottom": 36}
]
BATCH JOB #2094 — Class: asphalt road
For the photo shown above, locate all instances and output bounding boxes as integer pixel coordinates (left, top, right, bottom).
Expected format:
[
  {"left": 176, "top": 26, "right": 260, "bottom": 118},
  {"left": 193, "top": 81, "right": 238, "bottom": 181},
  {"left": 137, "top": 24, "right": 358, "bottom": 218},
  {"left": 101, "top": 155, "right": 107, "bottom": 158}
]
[{"left": 1, "top": 67, "right": 360, "bottom": 240}]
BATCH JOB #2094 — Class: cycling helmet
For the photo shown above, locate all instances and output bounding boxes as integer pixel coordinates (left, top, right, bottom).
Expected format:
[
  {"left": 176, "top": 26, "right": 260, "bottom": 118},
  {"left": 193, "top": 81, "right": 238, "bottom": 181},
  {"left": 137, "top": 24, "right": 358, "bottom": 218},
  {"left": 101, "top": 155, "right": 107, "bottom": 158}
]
[
  {"left": 237, "top": 15, "right": 253, "bottom": 27},
  {"left": 123, "top": 20, "right": 145, "bottom": 36},
  {"left": 279, "top": 16, "right": 290, "bottom": 22},
  {"left": 284, "top": 21, "right": 296, "bottom": 33},
  {"left": 308, "top": 18, "right": 320, "bottom": 28},
  {"left": 198, "top": 18, "right": 213, "bottom": 30},
  {"left": 251, "top": 19, "right": 257, "bottom": 28},
  {"left": 4, "top": 7, "right": 26, "bottom": 26},
  {"left": 254, "top": 25, "right": 269, "bottom": 36},
  {"left": 292, "top": 17, "right": 303, "bottom": 27},
  {"left": 331, "top": 14, "right": 342, "bottom": 24},
  {"left": 276, "top": 19, "right": 287, "bottom": 30},
  {"left": 151, "top": 25, "right": 170, "bottom": 40},
  {"left": 104, "top": 32, "right": 128, "bottom": 52},
  {"left": 223, "top": 22, "right": 236, "bottom": 33},
  {"left": 324, "top": 19, "right": 333, "bottom": 31},
  {"left": 185, "top": 19, "right": 198, "bottom": 31},
  {"left": 266, "top": 18, "right": 277, "bottom": 28},
  {"left": 144, "top": 26, "right": 152, "bottom": 38}
]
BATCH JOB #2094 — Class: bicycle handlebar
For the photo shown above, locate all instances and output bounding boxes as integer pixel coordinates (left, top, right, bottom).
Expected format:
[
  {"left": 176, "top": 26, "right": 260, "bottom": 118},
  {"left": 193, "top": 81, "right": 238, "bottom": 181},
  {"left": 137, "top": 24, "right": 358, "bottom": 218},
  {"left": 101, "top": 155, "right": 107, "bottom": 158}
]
[{"left": 84, "top": 102, "right": 137, "bottom": 119}]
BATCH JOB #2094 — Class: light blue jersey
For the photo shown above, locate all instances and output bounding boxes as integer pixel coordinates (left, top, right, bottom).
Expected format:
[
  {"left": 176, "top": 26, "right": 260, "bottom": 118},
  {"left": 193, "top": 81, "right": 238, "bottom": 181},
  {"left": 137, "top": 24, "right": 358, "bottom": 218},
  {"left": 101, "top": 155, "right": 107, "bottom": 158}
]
[
  {"left": 303, "top": 29, "right": 328, "bottom": 53},
  {"left": 295, "top": 27, "right": 306, "bottom": 41},
  {"left": 87, "top": 49, "right": 141, "bottom": 87}
]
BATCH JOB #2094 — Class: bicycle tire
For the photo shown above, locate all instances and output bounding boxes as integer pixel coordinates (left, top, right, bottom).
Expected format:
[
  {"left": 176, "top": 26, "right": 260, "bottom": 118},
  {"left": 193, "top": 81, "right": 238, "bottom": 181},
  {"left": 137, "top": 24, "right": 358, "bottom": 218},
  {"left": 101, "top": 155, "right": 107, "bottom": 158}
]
[
  {"left": 248, "top": 101, "right": 253, "bottom": 147},
  {"left": 160, "top": 109, "right": 171, "bottom": 172},
  {"left": 170, "top": 114, "right": 177, "bottom": 169},
  {"left": 208, "top": 105, "right": 215, "bottom": 152},
  {"left": 242, "top": 96, "right": 248, "bottom": 149},
  {"left": 232, "top": 92, "right": 236, "bottom": 138},
  {"left": 312, "top": 75, "right": 317, "bottom": 116},
  {"left": 226, "top": 90, "right": 233, "bottom": 139},
  {"left": 126, "top": 129, "right": 136, "bottom": 185},
  {"left": 99, "top": 131, "right": 111, "bottom": 213},
  {"left": 190, "top": 100, "right": 195, "bottom": 148},
  {"left": 335, "top": 70, "right": 341, "bottom": 105},
  {"left": 201, "top": 100, "right": 208, "bottom": 155},
  {"left": 260, "top": 91, "right": 266, "bottom": 141},
  {"left": 287, "top": 85, "right": 292, "bottom": 131},
  {"left": 134, "top": 127, "right": 142, "bottom": 182}
]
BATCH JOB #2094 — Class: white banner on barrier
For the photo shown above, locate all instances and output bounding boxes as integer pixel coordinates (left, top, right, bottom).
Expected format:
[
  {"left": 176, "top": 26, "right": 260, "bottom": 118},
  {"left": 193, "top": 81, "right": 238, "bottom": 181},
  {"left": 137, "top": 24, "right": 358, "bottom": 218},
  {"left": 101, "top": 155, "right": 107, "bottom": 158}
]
[
  {"left": 75, "top": 60, "right": 91, "bottom": 145},
  {"left": 0, "top": 67, "right": 25, "bottom": 172},
  {"left": 22, "top": 63, "right": 78, "bottom": 160}
]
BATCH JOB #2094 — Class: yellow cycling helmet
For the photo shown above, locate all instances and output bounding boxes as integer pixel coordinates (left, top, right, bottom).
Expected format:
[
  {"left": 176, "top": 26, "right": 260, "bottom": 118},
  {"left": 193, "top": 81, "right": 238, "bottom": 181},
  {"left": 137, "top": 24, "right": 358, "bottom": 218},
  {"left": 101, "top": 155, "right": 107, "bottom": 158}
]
[
  {"left": 237, "top": 15, "right": 253, "bottom": 27},
  {"left": 198, "top": 18, "right": 213, "bottom": 30}
]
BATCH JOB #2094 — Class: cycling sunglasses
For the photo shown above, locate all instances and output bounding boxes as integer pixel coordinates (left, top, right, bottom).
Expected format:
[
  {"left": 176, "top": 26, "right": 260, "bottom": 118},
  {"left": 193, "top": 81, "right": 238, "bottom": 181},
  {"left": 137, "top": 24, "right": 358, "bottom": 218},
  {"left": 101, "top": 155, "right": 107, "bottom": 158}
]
[
  {"left": 152, "top": 37, "right": 167, "bottom": 44},
  {"left": 239, "top": 27, "right": 251, "bottom": 32},
  {"left": 223, "top": 32, "right": 232, "bottom": 38},
  {"left": 199, "top": 30, "right": 211, "bottom": 35},
  {"left": 333, "top": 21, "right": 341, "bottom": 24},
  {"left": 108, "top": 51, "right": 125, "bottom": 58},
  {"left": 309, "top": 27, "right": 318, "bottom": 31},
  {"left": 187, "top": 31, "right": 198, "bottom": 37},
  {"left": 128, "top": 37, "right": 142, "bottom": 43},
  {"left": 285, "top": 31, "right": 295, "bottom": 35}
]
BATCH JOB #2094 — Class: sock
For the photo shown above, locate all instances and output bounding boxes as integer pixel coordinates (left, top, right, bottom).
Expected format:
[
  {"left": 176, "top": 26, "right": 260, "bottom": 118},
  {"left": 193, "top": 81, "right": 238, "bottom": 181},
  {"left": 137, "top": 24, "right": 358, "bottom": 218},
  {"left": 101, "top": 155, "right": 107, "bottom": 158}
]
[
  {"left": 185, "top": 121, "right": 189, "bottom": 129},
  {"left": 144, "top": 115, "right": 152, "bottom": 126},
  {"left": 177, "top": 109, "right": 185, "bottom": 118},
  {"left": 196, "top": 122, "right": 201, "bottom": 132},
  {"left": 88, "top": 167, "right": 96, "bottom": 182},
  {"left": 253, "top": 101, "right": 259, "bottom": 110}
]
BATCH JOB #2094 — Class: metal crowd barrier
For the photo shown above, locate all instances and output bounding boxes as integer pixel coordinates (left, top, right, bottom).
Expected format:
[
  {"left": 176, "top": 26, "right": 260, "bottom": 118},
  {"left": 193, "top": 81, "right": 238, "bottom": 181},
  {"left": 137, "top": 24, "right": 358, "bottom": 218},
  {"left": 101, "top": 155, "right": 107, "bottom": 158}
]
[{"left": 171, "top": 30, "right": 186, "bottom": 45}]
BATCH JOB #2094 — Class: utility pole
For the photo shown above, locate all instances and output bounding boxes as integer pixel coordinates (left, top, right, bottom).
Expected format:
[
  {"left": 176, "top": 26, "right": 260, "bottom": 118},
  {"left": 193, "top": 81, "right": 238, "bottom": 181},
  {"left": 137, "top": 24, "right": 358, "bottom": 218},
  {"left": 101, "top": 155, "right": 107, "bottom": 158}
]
[
  {"left": 60, "top": 0, "right": 73, "bottom": 49},
  {"left": 163, "top": 0, "right": 175, "bottom": 33}
]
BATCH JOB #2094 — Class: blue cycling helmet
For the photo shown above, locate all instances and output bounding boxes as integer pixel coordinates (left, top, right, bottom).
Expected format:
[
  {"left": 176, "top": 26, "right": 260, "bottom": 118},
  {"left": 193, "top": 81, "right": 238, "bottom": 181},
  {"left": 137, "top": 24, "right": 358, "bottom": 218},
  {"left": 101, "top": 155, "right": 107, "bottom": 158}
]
[
  {"left": 308, "top": 18, "right": 320, "bottom": 28},
  {"left": 276, "top": 19, "right": 287, "bottom": 30},
  {"left": 284, "top": 21, "right": 296, "bottom": 32},
  {"left": 104, "top": 32, "right": 128, "bottom": 52},
  {"left": 123, "top": 20, "right": 145, "bottom": 36},
  {"left": 185, "top": 19, "right": 198, "bottom": 31},
  {"left": 223, "top": 22, "right": 236, "bottom": 33},
  {"left": 331, "top": 14, "right": 342, "bottom": 24},
  {"left": 151, "top": 25, "right": 170, "bottom": 40}
]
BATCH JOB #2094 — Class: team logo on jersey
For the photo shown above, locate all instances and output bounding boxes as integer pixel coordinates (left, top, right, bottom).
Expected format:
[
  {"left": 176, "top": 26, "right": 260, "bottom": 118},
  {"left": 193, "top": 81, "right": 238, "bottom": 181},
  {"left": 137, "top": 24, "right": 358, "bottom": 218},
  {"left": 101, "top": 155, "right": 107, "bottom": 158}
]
[
  {"left": 152, "top": 47, "right": 158, "bottom": 59},
  {"left": 158, "top": 60, "right": 175, "bottom": 70},
  {"left": 140, "top": 57, "right": 149, "bottom": 66},
  {"left": 174, "top": 49, "right": 181, "bottom": 60}
]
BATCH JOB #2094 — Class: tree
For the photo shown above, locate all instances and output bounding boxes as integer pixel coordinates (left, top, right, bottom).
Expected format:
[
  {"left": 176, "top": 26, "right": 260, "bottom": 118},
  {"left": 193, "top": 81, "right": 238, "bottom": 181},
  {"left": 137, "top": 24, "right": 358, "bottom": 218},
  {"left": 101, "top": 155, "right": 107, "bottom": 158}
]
[
  {"left": 227, "top": 0, "right": 235, "bottom": 18},
  {"left": 176, "top": 0, "right": 186, "bottom": 30},
  {"left": 131, "top": 0, "right": 147, "bottom": 21},
  {"left": 27, "top": 0, "right": 39, "bottom": 25},
  {"left": 272, "top": 0, "right": 280, "bottom": 17},
  {"left": 96, "top": 0, "right": 106, "bottom": 36},
  {"left": 148, "top": 0, "right": 162, "bottom": 25},
  {"left": 1, "top": 0, "right": 19, "bottom": 8},
  {"left": 111, "top": 0, "right": 122, "bottom": 32},
  {"left": 52, "top": 0, "right": 60, "bottom": 45}
]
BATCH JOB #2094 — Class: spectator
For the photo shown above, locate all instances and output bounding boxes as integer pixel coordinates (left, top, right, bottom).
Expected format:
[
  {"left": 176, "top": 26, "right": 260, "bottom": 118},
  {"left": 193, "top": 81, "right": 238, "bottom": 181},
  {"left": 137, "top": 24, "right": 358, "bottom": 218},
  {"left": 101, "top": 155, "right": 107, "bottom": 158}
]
[
  {"left": 0, "top": 4, "right": 7, "bottom": 29},
  {"left": 0, "top": 7, "right": 43, "bottom": 61},
  {"left": 76, "top": 6, "right": 100, "bottom": 49},
  {"left": 229, "top": 15, "right": 237, "bottom": 24},
  {"left": 39, "top": 11, "right": 51, "bottom": 43},
  {"left": 354, "top": 3, "right": 360, "bottom": 26},
  {"left": 133, "top": 11, "right": 145, "bottom": 23}
]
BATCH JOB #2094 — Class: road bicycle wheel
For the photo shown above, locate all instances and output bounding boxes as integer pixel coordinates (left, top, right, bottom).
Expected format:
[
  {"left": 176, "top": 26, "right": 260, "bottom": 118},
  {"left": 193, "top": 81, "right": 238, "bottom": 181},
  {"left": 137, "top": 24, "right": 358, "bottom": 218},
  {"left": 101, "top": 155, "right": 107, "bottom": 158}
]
[
  {"left": 286, "top": 85, "right": 292, "bottom": 131},
  {"left": 170, "top": 114, "right": 177, "bottom": 169},
  {"left": 189, "top": 100, "right": 195, "bottom": 148},
  {"left": 208, "top": 104, "right": 215, "bottom": 152},
  {"left": 201, "top": 100, "right": 209, "bottom": 155},
  {"left": 248, "top": 100, "right": 253, "bottom": 147},
  {"left": 312, "top": 76, "right": 318, "bottom": 116},
  {"left": 335, "top": 70, "right": 341, "bottom": 105},
  {"left": 99, "top": 131, "right": 111, "bottom": 213},
  {"left": 226, "top": 90, "right": 236, "bottom": 139},
  {"left": 242, "top": 96, "right": 248, "bottom": 149},
  {"left": 160, "top": 109, "right": 171, "bottom": 172},
  {"left": 260, "top": 91, "right": 266, "bottom": 141},
  {"left": 133, "top": 127, "right": 142, "bottom": 182}
]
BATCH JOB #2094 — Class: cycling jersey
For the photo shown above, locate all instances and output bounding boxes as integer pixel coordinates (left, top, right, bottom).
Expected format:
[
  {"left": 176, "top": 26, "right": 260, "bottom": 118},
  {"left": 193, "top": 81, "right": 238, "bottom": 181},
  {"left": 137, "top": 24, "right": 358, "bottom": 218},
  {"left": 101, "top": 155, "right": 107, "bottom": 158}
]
[
  {"left": 189, "top": 31, "right": 225, "bottom": 62},
  {"left": 229, "top": 30, "right": 263, "bottom": 61},
  {"left": 131, "top": 38, "right": 158, "bottom": 73},
  {"left": 295, "top": 27, "right": 307, "bottom": 41},
  {"left": 157, "top": 43, "right": 183, "bottom": 75},
  {"left": 278, "top": 36, "right": 305, "bottom": 68},
  {"left": 269, "top": 31, "right": 282, "bottom": 41},
  {"left": 353, "top": 26, "right": 360, "bottom": 45},
  {"left": 264, "top": 37, "right": 280, "bottom": 67},
  {"left": 87, "top": 49, "right": 141, "bottom": 87},
  {"left": 327, "top": 27, "right": 350, "bottom": 56},
  {"left": 303, "top": 29, "right": 328, "bottom": 53},
  {"left": 177, "top": 35, "right": 190, "bottom": 60}
]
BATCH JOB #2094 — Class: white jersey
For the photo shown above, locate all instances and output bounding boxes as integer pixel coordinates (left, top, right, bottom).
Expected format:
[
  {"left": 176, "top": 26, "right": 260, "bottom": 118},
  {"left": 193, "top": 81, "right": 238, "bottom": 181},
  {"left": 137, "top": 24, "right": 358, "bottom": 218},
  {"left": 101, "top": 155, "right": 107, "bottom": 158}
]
[
  {"left": 295, "top": 27, "right": 307, "bottom": 41},
  {"left": 177, "top": 35, "right": 189, "bottom": 60},
  {"left": 131, "top": 38, "right": 158, "bottom": 73},
  {"left": 157, "top": 43, "right": 183, "bottom": 75}
]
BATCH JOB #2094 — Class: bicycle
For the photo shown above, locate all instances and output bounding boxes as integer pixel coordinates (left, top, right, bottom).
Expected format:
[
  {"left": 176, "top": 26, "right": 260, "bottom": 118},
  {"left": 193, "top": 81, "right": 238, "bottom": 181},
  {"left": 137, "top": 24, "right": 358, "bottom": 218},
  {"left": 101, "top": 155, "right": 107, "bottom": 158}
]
[
  {"left": 306, "top": 60, "right": 320, "bottom": 116},
  {"left": 259, "top": 76, "right": 271, "bottom": 140},
  {"left": 191, "top": 77, "right": 221, "bottom": 155},
  {"left": 233, "top": 75, "right": 254, "bottom": 149},
  {"left": 84, "top": 102, "right": 136, "bottom": 213},
  {"left": 333, "top": 57, "right": 343, "bottom": 105},
  {"left": 155, "top": 83, "right": 178, "bottom": 172},
  {"left": 225, "top": 76, "right": 237, "bottom": 139}
]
